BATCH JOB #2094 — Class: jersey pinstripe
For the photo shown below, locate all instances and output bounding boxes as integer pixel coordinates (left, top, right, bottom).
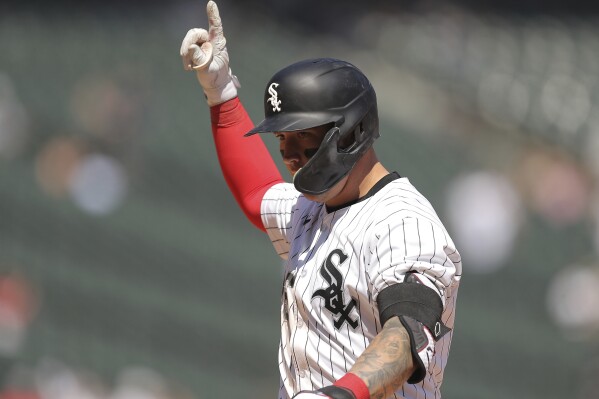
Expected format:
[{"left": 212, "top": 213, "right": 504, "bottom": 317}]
[{"left": 261, "top": 176, "right": 462, "bottom": 399}]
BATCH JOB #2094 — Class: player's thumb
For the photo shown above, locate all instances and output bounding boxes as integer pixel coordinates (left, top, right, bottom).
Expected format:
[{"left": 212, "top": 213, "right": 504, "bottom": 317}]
[{"left": 191, "top": 42, "right": 213, "bottom": 70}]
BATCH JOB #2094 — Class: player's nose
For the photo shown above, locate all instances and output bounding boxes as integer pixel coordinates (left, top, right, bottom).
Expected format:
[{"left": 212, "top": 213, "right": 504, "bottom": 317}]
[{"left": 281, "top": 141, "right": 302, "bottom": 163}]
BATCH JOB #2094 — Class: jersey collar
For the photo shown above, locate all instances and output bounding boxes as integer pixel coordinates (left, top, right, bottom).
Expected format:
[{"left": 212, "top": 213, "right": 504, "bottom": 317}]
[{"left": 325, "top": 171, "right": 401, "bottom": 213}]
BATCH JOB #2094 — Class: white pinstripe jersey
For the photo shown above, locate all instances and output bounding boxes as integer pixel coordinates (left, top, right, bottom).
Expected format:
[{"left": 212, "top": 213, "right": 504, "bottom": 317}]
[{"left": 260, "top": 174, "right": 462, "bottom": 399}]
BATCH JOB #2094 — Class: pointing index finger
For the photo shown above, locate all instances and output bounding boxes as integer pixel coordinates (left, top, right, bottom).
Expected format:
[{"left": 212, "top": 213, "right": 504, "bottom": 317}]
[{"left": 207, "top": 1, "right": 223, "bottom": 37}]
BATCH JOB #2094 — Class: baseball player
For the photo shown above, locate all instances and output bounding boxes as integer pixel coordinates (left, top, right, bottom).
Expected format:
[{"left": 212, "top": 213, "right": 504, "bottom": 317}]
[{"left": 180, "top": 2, "right": 462, "bottom": 399}]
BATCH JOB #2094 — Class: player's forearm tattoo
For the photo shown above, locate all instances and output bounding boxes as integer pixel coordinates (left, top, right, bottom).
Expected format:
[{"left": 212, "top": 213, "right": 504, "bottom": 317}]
[{"left": 350, "top": 317, "right": 415, "bottom": 399}]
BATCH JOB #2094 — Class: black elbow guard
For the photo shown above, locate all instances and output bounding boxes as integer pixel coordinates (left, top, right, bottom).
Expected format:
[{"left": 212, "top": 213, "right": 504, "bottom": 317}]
[{"left": 376, "top": 278, "right": 451, "bottom": 383}]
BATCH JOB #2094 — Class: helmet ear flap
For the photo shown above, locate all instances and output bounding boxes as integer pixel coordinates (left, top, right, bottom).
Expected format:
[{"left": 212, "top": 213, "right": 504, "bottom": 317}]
[
  {"left": 338, "top": 123, "right": 365, "bottom": 153},
  {"left": 338, "top": 124, "right": 359, "bottom": 152}
]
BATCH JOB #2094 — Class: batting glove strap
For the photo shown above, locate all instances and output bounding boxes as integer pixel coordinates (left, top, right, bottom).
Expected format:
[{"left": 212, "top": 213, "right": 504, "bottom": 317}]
[
  {"left": 292, "top": 392, "right": 332, "bottom": 399},
  {"left": 200, "top": 70, "right": 240, "bottom": 107},
  {"left": 292, "top": 387, "right": 356, "bottom": 399},
  {"left": 318, "top": 386, "right": 357, "bottom": 399}
]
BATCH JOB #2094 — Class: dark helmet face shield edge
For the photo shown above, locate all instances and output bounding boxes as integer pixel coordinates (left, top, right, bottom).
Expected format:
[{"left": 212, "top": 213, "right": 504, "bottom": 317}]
[{"left": 292, "top": 125, "right": 378, "bottom": 195}]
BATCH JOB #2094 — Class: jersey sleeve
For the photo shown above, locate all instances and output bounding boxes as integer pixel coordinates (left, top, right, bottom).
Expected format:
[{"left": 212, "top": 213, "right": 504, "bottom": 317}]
[
  {"left": 210, "top": 98, "right": 284, "bottom": 231},
  {"left": 367, "top": 214, "right": 462, "bottom": 309},
  {"left": 260, "top": 182, "right": 303, "bottom": 260}
]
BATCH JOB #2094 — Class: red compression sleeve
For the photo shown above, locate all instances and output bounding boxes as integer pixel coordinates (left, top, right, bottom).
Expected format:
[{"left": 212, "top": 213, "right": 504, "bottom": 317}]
[{"left": 210, "top": 97, "right": 284, "bottom": 232}]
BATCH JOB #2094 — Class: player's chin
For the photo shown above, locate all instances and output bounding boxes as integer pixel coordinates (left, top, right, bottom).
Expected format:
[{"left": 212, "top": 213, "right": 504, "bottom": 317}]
[{"left": 304, "top": 176, "right": 349, "bottom": 204}]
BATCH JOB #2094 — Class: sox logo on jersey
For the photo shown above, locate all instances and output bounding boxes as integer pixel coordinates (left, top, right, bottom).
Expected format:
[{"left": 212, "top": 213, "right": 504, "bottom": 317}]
[
  {"left": 311, "top": 249, "right": 358, "bottom": 330},
  {"left": 261, "top": 175, "right": 462, "bottom": 399}
]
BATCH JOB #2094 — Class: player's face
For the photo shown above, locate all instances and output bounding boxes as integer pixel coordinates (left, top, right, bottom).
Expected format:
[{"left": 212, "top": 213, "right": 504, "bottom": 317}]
[{"left": 275, "top": 126, "right": 328, "bottom": 177}]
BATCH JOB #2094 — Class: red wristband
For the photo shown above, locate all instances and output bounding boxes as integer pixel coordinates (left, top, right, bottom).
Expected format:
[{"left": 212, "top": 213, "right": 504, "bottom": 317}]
[{"left": 334, "top": 373, "right": 370, "bottom": 399}]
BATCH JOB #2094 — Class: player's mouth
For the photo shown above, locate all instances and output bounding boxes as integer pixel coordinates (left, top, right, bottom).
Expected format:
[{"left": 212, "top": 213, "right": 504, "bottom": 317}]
[
  {"left": 287, "top": 161, "right": 303, "bottom": 176},
  {"left": 292, "top": 167, "right": 302, "bottom": 180}
]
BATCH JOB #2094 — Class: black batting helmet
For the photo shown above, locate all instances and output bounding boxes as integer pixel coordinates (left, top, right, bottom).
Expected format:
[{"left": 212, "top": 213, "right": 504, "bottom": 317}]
[{"left": 245, "top": 58, "right": 379, "bottom": 195}]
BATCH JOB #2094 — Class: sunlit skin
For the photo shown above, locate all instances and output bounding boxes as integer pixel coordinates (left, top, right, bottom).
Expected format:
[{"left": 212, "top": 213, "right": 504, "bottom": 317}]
[{"left": 275, "top": 126, "right": 390, "bottom": 208}]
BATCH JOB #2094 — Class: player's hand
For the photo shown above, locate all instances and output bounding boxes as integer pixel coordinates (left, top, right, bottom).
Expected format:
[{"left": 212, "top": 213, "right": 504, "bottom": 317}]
[{"left": 180, "top": 0, "right": 240, "bottom": 106}]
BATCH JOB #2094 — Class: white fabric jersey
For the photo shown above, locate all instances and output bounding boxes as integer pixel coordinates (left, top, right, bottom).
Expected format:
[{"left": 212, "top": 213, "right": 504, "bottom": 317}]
[{"left": 261, "top": 175, "right": 462, "bottom": 399}]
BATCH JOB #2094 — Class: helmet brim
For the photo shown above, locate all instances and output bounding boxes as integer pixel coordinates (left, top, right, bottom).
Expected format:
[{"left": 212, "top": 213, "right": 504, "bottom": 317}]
[{"left": 244, "top": 111, "right": 339, "bottom": 136}]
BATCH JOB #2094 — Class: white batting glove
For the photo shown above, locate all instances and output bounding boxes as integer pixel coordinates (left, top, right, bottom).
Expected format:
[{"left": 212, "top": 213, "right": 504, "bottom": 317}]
[{"left": 180, "top": 1, "right": 240, "bottom": 106}]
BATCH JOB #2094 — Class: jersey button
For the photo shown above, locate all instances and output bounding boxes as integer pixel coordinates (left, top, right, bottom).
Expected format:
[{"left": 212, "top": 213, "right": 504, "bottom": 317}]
[{"left": 297, "top": 319, "right": 304, "bottom": 327}]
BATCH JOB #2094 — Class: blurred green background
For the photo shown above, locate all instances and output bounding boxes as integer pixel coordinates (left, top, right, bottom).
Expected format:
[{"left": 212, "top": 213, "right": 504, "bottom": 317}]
[{"left": 1, "top": 1, "right": 599, "bottom": 398}]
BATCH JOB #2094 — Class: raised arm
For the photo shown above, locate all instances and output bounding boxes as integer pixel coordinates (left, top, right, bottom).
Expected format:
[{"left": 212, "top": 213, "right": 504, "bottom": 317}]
[{"left": 180, "top": 1, "right": 283, "bottom": 231}]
